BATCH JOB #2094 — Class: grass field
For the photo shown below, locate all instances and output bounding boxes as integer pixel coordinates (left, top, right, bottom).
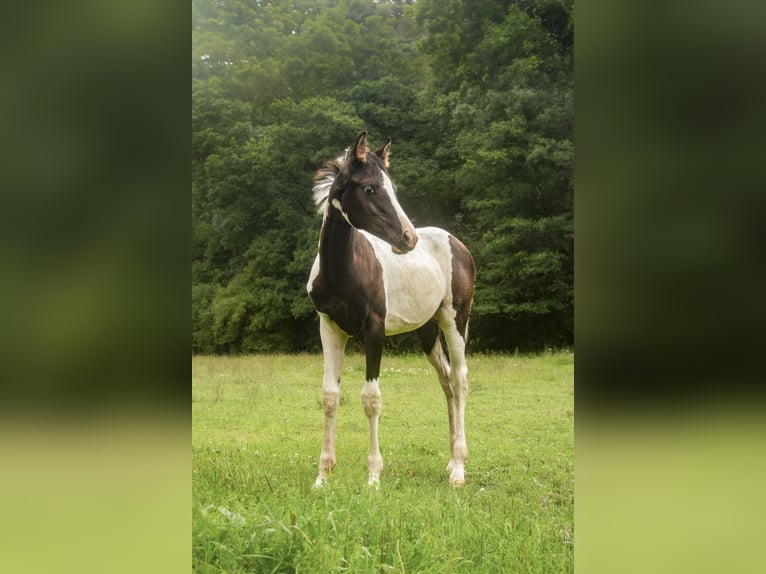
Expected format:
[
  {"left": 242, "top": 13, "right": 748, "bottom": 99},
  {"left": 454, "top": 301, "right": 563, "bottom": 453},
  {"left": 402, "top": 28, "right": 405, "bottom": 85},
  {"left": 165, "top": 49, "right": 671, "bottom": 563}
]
[{"left": 192, "top": 352, "right": 574, "bottom": 573}]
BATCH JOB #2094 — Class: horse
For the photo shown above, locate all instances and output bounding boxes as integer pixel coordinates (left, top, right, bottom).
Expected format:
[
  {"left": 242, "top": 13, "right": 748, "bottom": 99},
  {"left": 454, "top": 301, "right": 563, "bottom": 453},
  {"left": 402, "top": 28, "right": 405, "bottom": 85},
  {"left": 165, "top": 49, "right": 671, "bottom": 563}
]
[{"left": 307, "top": 131, "right": 475, "bottom": 487}]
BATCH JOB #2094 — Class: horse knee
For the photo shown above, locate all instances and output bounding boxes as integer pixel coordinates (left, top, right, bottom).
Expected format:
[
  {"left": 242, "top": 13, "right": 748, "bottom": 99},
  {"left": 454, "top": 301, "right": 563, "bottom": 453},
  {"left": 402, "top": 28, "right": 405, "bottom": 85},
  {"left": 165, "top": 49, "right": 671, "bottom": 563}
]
[
  {"left": 360, "top": 380, "right": 382, "bottom": 418},
  {"left": 322, "top": 390, "right": 339, "bottom": 417}
]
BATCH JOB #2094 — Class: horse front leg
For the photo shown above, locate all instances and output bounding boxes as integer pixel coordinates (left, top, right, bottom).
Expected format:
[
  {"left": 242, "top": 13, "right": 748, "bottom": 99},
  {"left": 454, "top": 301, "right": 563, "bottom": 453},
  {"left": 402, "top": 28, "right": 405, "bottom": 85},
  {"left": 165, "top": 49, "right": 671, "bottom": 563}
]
[
  {"left": 315, "top": 315, "right": 348, "bottom": 488},
  {"left": 361, "top": 320, "right": 385, "bottom": 487}
]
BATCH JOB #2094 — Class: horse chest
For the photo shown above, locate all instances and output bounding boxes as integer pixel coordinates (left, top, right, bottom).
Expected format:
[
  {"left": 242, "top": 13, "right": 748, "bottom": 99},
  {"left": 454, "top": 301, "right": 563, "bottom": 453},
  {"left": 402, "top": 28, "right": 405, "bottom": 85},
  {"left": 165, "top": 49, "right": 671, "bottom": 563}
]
[
  {"left": 308, "top": 251, "right": 386, "bottom": 338},
  {"left": 361, "top": 230, "right": 449, "bottom": 335}
]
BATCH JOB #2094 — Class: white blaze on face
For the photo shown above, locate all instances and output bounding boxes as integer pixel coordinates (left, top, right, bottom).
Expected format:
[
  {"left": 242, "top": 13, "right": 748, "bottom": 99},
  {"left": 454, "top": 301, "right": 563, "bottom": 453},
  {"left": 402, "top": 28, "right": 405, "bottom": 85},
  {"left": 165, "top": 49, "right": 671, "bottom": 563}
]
[{"left": 380, "top": 171, "right": 415, "bottom": 238}]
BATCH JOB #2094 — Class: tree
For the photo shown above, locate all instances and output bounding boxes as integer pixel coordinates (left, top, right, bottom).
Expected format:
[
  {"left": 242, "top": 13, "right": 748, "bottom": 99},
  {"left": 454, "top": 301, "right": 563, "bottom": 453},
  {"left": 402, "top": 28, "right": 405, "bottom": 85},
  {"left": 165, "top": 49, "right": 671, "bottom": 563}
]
[
  {"left": 417, "top": 0, "right": 574, "bottom": 350},
  {"left": 191, "top": 0, "right": 574, "bottom": 353}
]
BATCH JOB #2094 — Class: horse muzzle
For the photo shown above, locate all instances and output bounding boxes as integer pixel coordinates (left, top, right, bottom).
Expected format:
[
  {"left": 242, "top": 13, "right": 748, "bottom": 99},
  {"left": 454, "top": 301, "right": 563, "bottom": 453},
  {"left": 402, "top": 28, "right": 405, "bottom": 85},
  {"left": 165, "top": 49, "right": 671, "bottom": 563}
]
[{"left": 391, "top": 226, "right": 418, "bottom": 254}]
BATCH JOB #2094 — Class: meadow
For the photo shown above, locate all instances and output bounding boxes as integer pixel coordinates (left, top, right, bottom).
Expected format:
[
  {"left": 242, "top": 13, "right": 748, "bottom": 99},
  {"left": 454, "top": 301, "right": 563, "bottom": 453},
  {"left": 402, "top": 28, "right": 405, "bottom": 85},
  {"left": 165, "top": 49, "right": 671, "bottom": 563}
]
[{"left": 192, "top": 352, "right": 573, "bottom": 573}]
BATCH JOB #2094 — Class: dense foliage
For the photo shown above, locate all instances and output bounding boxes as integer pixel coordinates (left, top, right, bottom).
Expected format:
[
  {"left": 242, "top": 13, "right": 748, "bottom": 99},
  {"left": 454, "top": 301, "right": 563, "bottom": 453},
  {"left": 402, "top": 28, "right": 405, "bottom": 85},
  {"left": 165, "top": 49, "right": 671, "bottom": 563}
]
[{"left": 192, "top": 0, "right": 573, "bottom": 353}]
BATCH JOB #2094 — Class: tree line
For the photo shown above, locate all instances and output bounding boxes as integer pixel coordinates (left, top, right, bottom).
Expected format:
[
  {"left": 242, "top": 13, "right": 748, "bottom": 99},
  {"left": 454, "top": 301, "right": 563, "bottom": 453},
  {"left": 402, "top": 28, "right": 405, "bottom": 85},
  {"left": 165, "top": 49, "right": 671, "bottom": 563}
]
[{"left": 192, "top": 0, "right": 573, "bottom": 353}]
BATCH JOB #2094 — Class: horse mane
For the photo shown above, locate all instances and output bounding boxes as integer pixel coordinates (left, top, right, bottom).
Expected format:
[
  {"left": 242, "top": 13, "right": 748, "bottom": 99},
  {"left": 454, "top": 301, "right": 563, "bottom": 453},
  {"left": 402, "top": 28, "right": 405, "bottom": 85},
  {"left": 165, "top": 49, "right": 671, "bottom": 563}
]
[{"left": 312, "top": 150, "right": 350, "bottom": 216}]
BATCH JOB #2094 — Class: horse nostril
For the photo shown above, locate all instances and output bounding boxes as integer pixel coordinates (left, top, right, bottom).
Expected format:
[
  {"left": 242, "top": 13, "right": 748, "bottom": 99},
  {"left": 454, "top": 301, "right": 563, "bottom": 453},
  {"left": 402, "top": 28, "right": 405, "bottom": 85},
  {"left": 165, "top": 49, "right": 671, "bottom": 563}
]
[{"left": 403, "top": 228, "right": 418, "bottom": 248}]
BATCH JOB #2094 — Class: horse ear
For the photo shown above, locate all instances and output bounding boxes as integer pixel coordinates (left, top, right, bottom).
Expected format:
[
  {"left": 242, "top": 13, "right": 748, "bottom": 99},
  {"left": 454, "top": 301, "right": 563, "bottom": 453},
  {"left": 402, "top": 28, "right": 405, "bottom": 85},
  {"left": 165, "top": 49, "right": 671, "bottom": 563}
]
[
  {"left": 374, "top": 138, "right": 392, "bottom": 168},
  {"left": 352, "top": 131, "right": 368, "bottom": 164}
]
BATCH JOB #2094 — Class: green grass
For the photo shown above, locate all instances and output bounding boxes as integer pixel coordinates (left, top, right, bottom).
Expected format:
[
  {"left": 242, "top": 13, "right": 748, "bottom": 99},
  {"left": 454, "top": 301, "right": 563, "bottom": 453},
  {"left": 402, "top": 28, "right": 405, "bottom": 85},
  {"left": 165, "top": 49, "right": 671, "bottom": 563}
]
[{"left": 192, "top": 352, "right": 574, "bottom": 573}]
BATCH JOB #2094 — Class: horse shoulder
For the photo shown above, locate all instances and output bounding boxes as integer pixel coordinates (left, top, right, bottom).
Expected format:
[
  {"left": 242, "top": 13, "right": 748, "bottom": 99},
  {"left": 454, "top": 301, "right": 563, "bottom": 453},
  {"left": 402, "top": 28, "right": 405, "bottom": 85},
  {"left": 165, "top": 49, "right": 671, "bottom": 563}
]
[{"left": 308, "top": 234, "right": 386, "bottom": 338}]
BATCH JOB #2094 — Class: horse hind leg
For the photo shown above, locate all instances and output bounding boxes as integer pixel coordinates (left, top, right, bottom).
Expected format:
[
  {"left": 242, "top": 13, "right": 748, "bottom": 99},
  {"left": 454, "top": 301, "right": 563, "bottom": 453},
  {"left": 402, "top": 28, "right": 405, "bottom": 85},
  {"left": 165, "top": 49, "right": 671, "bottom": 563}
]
[
  {"left": 441, "top": 318, "right": 468, "bottom": 486},
  {"left": 425, "top": 301, "right": 471, "bottom": 486},
  {"left": 440, "top": 235, "right": 474, "bottom": 486},
  {"left": 417, "top": 322, "right": 459, "bottom": 481}
]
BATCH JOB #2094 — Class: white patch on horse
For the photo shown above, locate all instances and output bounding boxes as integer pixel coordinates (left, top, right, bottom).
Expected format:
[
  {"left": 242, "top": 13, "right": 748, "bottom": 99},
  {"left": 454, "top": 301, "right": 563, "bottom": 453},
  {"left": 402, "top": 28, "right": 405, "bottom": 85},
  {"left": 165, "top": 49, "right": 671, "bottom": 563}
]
[
  {"left": 359, "top": 227, "right": 453, "bottom": 335},
  {"left": 331, "top": 198, "right": 352, "bottom": 225},
  {"left": 307, "top": 254, "right": 320, "bottom": 295}
]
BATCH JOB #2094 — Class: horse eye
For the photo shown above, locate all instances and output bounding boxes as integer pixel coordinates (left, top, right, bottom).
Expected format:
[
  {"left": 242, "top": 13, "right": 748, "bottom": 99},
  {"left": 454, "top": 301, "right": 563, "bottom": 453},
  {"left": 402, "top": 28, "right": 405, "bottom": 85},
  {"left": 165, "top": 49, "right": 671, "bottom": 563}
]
[{"left": 363, "top": 185, "right": 375, "bottom": 195}]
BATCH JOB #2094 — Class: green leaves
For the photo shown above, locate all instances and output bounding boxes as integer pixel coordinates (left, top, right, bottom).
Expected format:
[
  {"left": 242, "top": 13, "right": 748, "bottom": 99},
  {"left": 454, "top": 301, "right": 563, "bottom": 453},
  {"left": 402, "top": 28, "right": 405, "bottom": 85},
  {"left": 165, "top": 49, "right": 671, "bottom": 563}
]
[{"left": 191, "top": 0, "right": 573, "bottom": 352}]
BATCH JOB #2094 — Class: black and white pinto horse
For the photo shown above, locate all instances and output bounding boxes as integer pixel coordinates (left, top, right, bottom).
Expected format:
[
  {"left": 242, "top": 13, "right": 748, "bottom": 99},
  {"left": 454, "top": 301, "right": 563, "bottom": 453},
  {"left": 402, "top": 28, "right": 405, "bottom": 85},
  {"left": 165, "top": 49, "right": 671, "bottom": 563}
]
[{"left": 308, "top": 132, "right": 475, "bottom": 487}]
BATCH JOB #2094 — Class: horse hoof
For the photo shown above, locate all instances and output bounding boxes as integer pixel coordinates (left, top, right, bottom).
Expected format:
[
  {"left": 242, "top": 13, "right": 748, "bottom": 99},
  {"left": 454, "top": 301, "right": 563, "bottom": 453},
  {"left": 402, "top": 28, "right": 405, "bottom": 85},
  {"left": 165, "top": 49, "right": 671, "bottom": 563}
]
[
  {"left": 367, "top": 475, "right": 380, "bottom": 490},
  {"left": 449, "top": 468, "right": 465, "bottom": 486}
]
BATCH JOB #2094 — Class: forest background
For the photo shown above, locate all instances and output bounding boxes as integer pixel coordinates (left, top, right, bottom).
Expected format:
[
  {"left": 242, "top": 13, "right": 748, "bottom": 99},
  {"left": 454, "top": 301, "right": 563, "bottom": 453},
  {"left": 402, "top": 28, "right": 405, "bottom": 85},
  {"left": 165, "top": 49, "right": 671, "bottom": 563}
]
[{"left": 192, "top": 0, "right": 574, "bottom": 353}]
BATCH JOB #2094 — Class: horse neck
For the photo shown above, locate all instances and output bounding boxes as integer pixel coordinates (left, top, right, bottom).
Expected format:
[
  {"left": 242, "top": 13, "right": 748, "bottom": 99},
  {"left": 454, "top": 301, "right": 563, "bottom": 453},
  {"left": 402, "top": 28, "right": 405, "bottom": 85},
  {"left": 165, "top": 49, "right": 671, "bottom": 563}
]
[{"left": 318, "top": 207, "right": 357, "bottom": 277}]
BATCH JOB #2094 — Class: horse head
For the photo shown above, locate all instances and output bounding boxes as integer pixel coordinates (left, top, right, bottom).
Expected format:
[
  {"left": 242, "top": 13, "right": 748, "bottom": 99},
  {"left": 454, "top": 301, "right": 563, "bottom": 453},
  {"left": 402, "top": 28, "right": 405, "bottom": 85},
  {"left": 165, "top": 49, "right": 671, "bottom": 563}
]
[{"left": 329, "top": 131, "right": 418, "bottom": 254}]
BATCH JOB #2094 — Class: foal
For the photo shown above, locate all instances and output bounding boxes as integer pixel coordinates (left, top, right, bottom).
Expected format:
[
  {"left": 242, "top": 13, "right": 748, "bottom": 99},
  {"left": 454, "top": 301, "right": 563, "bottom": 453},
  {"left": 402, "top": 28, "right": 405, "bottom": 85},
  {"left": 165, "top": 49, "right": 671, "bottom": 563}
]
[{"left": 307, "top": 132, "right": 475, "bottom": 487}]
